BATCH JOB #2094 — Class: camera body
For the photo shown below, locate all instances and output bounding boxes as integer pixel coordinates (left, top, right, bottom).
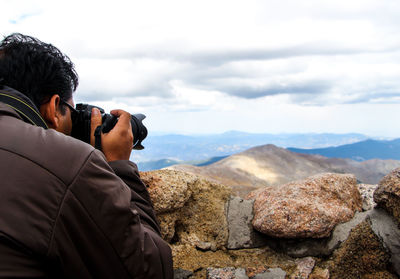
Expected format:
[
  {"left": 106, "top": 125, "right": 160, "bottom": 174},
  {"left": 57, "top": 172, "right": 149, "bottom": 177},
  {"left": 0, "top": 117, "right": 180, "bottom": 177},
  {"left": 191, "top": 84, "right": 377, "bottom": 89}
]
[{"left": 71, "top": 104, "right": 147, "bottom": 150}]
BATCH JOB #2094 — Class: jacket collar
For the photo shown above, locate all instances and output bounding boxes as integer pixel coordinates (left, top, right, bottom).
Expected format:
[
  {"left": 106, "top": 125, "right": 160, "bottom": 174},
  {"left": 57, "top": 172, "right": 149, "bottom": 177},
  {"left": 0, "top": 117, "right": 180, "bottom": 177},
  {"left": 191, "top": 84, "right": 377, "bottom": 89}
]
[{"left": 0, "top": 85, "right": 48, "bottom": 129}]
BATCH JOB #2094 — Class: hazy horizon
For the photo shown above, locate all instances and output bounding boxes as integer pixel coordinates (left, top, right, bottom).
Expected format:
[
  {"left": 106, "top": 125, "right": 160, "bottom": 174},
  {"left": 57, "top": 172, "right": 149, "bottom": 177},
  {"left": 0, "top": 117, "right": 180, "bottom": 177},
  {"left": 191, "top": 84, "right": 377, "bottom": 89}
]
[{"left": 146, "top": 130, "right": 393, "bottom": 140}]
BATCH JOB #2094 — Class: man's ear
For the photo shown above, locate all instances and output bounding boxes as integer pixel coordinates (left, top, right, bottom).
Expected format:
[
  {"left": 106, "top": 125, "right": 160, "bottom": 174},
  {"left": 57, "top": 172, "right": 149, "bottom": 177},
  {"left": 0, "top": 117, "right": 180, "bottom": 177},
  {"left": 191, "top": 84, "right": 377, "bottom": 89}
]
[{"left": 39, "top": 94, "right": 62, "bottom": 129}]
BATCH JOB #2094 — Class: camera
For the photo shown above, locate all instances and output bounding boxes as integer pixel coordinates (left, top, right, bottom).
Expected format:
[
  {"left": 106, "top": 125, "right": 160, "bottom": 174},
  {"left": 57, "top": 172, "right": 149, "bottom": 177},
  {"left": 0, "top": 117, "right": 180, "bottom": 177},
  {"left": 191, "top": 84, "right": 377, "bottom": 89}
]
[{"left": 71, "top": 104, "right": 147, "bottom": 150}]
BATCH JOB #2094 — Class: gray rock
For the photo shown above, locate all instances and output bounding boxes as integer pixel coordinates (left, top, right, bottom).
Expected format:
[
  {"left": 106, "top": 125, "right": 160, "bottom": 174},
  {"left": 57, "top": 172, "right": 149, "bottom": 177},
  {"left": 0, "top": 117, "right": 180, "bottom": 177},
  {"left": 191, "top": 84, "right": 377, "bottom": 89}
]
[
  {"left": 326, "top": 211, "right": 370, "bottom": 252},
  {"left": 358, "top": 183, "right": 377, "bottom": 211},
  {"left": 207, "top": 267, "right": 234, "bottom": 279},
  {"left": 253, "top": 268, "right": 286, "bottom": 279},
  {"left": 227, "top": 197, "right": 268, "bottom": 249},
  {"left": 174, "top": 268, "right": 193, "bottom": 279},
  {"left": 234, "top": 268, "right": 248, "bottom": 279},
  {"left": 206, "top": 267, "right": 248, "bottom": 279},
  {"left": 369, "top": 208, "right": 400, "bottom": 276}
]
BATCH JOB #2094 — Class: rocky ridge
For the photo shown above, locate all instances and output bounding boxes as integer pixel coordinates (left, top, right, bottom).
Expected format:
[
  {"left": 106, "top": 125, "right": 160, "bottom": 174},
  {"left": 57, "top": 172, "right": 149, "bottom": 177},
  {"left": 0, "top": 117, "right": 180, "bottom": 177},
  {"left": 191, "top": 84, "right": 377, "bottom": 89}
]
[{"left": 140, "top": 168, "right": 400, "bottom": 278}]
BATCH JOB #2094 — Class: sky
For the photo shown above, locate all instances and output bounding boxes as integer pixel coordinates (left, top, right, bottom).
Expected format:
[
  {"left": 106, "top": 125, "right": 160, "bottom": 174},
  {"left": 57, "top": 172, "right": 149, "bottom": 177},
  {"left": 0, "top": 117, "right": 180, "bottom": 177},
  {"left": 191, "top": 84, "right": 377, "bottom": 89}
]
[{"left": 1, "top": 0, "right": 400, "bottom": 137}]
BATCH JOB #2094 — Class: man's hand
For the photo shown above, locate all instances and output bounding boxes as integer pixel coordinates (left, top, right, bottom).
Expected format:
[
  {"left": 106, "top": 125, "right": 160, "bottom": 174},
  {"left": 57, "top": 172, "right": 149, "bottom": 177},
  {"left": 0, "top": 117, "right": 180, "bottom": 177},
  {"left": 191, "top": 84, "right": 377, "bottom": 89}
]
[{"left": 90, "top": 108, "right": 133, "bottom": 162}]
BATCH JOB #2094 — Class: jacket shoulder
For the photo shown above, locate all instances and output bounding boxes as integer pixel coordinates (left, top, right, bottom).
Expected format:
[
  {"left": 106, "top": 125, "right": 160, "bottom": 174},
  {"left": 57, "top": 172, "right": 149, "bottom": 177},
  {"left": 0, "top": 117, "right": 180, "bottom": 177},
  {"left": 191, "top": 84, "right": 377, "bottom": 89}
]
[{"left": 0, "top": 113, "right": 97, "bottom": 185}]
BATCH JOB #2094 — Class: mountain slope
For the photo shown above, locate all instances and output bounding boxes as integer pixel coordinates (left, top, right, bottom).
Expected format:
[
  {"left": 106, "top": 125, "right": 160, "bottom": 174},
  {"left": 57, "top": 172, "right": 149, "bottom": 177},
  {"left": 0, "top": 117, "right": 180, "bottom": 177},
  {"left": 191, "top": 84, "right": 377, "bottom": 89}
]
[
  {"left": 168, "top": 144, "right": 400, "bottom": 197},
  {"left": 288, "top": 139, "right": 400, "bottom": 161},
  {"left": 131, "top": 132, "right": 368, "bottom": 163}
]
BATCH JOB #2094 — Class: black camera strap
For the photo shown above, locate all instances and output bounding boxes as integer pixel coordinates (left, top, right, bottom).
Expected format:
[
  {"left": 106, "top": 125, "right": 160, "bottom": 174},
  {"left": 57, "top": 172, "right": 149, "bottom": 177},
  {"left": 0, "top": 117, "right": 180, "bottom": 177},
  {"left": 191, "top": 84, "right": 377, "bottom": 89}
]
[{"left": 0, "top": 86, "right": 48, "bottom": 129}]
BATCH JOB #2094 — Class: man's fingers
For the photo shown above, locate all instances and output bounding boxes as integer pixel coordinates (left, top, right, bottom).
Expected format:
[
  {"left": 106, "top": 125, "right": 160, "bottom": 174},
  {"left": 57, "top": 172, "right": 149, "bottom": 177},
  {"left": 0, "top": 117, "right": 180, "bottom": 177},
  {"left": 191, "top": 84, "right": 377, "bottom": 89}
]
[
  {"left": 101, "top": 109, "right": 134, "bottom": 161},
  {"left": 110, "top": 109, "right": 131, "bottom": 131},
  {"left": 90, "top": 108, "right": 102, "bottom": 146}
]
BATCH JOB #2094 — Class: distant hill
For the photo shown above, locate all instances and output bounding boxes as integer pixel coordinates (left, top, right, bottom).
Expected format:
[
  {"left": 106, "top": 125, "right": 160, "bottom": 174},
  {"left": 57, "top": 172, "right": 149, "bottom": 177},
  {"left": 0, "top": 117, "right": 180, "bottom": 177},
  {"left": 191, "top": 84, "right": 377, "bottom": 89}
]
[
  {"left": 168, "top": 144, "right": 400, "bottom": 197},
  {"left": 196, "top": 156, "right": 229, "bottom": 166},
  {"left": 288, "top": 139, "right": 400, "bottom": 161},
  {"left": 137, "top": 156, "right": 229, "bottom": 171},
  {"left": 131, "top": 131, "right": 369, "bottom": 164}
]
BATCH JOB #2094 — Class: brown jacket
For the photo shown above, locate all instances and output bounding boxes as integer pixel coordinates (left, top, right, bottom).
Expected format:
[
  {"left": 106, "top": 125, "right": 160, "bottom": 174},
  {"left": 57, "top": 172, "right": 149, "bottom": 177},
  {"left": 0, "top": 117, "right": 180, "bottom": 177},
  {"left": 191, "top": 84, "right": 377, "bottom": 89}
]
[{"left": 0, "top": 96, "right": 173, "bottom": 278}]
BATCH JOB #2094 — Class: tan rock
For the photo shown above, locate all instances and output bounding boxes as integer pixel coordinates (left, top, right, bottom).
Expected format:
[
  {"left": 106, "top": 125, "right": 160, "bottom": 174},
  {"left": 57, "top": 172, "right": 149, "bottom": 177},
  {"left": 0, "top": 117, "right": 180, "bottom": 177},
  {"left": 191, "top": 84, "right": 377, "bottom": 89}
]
[
  {"left": 290, "top": 257, "right": 315, "bottom": 279},
  {"left": 328, "top": 219, "right": 396, "bottom": 279},
  {"left": 309, "top": 268, "right": 329, "bottom": 279},
  {"left": 246, "top": 266, "right": 269, "bottom": 278},
  {"left": 374, "top": 168, "right": 400, "bottom": 223},
  {"left": 141, "top": 169, "right": 194, "bottom": 213},
  {"left": 141, "top": 169, "right": 231, "bottom": 247},
  {"left": 155, "top": 211, "right": 180, "bottom": 241},
  {"left": 250, "top": 173, "right": 362, "bottom": 238}
]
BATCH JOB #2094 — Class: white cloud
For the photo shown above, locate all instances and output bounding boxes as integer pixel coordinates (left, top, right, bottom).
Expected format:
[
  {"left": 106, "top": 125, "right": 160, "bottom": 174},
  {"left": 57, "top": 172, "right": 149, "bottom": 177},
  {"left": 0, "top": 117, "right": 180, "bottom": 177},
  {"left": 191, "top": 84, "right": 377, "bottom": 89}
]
[
  {"left": 75, "top": 57, "right": 186, "bottom": 100},
  {"left": 1, "top": 0, "right": 400, "bottom": 136}
]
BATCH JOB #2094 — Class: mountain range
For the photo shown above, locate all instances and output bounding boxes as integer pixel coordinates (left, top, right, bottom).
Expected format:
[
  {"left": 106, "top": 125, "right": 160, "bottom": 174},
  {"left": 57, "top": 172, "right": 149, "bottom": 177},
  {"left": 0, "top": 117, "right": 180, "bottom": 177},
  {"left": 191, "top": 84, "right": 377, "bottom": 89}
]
[
  {"left": 133, "top": 131, "right": 369, "bottom": 170},
  {"left": 288, "top": 138, "right": 400, "bottom": 161},
  {"left": 168, "top": 144, "right": 400, "bottom": 197}
]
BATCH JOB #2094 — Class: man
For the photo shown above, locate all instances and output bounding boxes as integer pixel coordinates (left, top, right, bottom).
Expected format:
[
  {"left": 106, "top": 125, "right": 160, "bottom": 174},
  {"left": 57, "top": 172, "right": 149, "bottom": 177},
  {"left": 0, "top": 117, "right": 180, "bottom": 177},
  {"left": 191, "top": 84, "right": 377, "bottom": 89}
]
[{"left": 0, "top": 33, "right": 173, "bottom": 278}]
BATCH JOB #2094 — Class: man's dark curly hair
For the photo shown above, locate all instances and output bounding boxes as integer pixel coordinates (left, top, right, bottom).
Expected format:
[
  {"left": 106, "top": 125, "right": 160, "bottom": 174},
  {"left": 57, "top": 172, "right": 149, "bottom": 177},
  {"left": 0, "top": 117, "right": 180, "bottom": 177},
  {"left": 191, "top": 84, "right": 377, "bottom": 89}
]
[{"left": 0, "top": 33, "right": 79, "bottom": 110}]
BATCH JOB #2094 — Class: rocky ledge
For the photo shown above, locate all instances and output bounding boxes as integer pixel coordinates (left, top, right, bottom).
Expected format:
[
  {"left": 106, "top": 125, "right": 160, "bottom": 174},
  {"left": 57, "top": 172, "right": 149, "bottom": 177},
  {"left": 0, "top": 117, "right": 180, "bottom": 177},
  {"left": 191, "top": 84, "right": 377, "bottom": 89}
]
[{"left": 140, "top": 169, "right": 400, "bottom": 278}]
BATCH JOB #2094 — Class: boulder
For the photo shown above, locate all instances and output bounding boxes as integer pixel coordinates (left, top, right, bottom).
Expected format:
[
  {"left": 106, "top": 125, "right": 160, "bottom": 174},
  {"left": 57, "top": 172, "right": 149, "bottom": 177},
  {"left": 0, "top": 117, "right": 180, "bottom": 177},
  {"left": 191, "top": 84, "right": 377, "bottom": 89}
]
[
  {"left": 141, "top": 169, "right": 231, "bottom": 248},
  {"left": 374, "top": 168, "right": 400, "bottom": 224},
  {"left": 253, "top": 268, "right": 286, "bottom": 279},
  {"left": 226, "top": 197, "right": 268, "bottom": 249},
  {"left": 173, "top": 268, "right": 193, "bottom": 279},
  {"left": 140, "top": 169, "right": 193, "bottom": 213},
  {"left": 328, "top": 216, "right": 397, "bottom": 278},
  {"left": 369, "top": 208, "right": 400, "bottom": 276},
  {"left": 249, "top": 173, "right": 362, "bottom": 238}
]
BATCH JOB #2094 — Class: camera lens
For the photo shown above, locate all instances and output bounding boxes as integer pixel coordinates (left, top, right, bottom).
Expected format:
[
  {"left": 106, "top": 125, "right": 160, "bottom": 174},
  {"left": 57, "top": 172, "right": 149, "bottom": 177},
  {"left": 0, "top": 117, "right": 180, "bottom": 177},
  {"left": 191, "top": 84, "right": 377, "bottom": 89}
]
[{"left": 71, "top": 103, "right": 147, "bottom": 150}]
